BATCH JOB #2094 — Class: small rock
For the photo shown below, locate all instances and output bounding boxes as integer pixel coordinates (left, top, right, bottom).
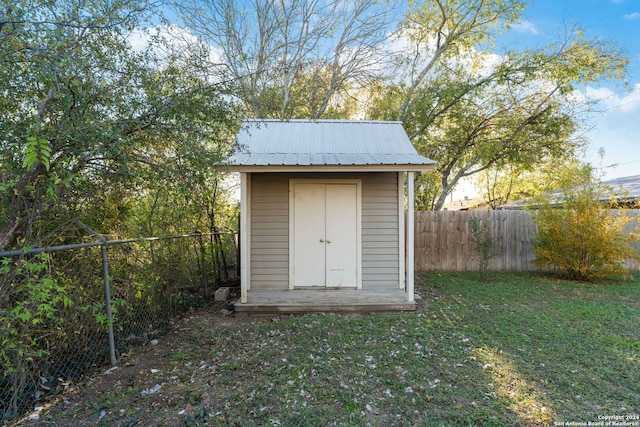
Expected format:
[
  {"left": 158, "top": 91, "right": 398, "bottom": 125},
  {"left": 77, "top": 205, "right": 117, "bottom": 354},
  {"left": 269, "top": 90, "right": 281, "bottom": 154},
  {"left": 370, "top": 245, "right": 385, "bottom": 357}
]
[
  {"left": 140, "top": 384, "right": 162, "bottom": 396},
  {"left": 150, "top": 339, "right": 159, "bottom": 345},
  {"left": 178, "top": 403, "right": 194, "bottom": 416},
  {"left": 104, "top": 367, "right": 118, "bottom": 375},
  {"left": 126, "top": 334, "right": 141, "bottom": 344}
]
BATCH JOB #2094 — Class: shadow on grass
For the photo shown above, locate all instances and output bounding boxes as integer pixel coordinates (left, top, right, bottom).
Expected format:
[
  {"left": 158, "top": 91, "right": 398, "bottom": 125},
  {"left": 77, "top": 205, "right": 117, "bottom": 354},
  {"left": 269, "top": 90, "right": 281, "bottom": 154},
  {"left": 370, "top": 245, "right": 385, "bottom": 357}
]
[
  {"left": 419, "top": 270, "right": 640, "bottom": 426},
  {"left": 17, "top": 271, "right": 639, "bottom": 427}
]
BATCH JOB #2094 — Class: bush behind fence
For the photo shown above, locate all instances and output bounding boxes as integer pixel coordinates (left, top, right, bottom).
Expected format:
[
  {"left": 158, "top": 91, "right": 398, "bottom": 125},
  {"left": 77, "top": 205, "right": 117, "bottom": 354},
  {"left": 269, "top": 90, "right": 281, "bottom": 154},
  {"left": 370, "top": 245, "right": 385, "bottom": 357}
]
[
  {"left": 0, "top": 232, "right": 237, "bottom": 422},
  {"left": 414, "top": 210, "right": 640, "bottom": 272}
]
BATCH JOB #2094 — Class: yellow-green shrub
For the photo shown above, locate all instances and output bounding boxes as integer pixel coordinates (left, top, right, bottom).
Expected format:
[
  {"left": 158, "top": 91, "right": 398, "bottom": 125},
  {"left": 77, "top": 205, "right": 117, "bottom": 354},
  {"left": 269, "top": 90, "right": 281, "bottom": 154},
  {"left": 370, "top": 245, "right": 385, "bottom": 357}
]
[{"left": 532, "top": 183, "right": 640, "bottom": 281}]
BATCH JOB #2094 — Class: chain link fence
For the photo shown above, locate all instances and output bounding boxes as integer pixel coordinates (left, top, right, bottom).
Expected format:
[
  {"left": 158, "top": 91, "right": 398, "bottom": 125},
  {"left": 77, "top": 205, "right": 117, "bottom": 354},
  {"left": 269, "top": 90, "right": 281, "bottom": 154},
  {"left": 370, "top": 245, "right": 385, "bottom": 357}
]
[{"left": 0, "top": 230, "right": 238, "bottom": 423}]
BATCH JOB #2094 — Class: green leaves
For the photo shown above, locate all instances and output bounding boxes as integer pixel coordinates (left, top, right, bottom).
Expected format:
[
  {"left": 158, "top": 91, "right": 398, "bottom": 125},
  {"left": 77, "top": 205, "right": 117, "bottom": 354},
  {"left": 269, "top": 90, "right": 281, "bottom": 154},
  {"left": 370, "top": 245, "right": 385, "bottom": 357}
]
[
  {"left": 0, "top": 0, "right": 241, "bottom": 250},
  {"left": 532, "top": 178, "right": 640, "bottom": 281},
  {"left": 369, "top": 1, "right": 630, "bottom": 210},
  {"left": 1, "top": 253, "right": 65, "bottom": 386},
  {"left": 23, "top": 136, "right": 51, "bottom": 171},
  {"left": 468, "top": 216, "right": 494, "bottom": 280}
]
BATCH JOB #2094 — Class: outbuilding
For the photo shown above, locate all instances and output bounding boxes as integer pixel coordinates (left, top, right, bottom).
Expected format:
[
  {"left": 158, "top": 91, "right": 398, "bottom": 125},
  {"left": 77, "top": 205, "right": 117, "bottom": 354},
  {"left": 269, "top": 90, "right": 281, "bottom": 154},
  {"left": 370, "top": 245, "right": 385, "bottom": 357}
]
[{"left": 227, "top": 119, "right": 435, "bottom": 314}]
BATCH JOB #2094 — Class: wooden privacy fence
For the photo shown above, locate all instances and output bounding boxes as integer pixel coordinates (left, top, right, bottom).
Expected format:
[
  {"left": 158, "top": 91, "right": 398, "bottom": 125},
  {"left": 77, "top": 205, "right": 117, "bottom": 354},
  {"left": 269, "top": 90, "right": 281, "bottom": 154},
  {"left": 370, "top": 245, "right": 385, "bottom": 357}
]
[{"left": 414, "top": 210, "right": 640, "bottom": 272}]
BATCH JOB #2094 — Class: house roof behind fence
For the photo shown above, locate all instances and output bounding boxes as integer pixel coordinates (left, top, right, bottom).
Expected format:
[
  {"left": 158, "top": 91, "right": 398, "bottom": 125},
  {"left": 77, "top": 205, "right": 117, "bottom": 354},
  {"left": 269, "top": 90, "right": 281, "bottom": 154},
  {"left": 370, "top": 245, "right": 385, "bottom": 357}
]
[
  {"left": 227, "top": 119, "right": 435, "bottom": 172},
  {"left": 499, "top": 174, "right": 640, "bottom": 209}
]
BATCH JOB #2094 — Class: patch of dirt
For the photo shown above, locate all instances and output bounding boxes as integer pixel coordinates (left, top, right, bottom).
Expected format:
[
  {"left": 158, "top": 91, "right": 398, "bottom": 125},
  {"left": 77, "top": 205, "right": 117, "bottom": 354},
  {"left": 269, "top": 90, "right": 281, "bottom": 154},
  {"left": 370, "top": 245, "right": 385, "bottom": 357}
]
[
  {"left": 12, "top": 297, "right": 253, "bottom": 427},
  {"left": 12, "top": 291, "right": 430, "bottom": 427}
]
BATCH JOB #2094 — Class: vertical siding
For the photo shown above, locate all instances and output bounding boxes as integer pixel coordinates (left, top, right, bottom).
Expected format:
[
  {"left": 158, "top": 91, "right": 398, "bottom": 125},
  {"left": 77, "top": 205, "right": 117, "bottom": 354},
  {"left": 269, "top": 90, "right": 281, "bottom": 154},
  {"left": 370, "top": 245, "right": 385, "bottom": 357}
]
[{"left": 249, "top": 172, "right": 400, "bottom": 290}]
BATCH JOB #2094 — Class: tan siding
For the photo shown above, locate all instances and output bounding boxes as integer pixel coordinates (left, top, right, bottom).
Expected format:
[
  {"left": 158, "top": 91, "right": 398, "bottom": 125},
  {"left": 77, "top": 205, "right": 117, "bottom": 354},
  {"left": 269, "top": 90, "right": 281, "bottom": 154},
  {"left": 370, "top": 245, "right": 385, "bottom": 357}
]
[
  {"left": 252, "top": 234, "right": 288, "bottom": 242},
  {"left": 252, "top": 251, "right": 288, "bottom": 260},
  {"left": 252, "top": 223, "right": 288, "bottom": 231},
  {"left": 363, "top": 248, "right": 399, "bottom": 256},
  {"left": 252, "top": 261, "right": 288, "bottom": 269},
  {"left": 250, "top": 174, "right": 289, "bottom": 289},
  {"left": 362, "top": 227, "right": 397, "bottom": 235},
  {"left": 249, "top": 172, "right": 401, "bottom": 291},
  {"left": 364, "top": 234, "right": 398, "bottom": 242},
  {"left": 361, "top": 172, "right": 400, "bottom": 290},
  {"left": 363, "top": 273, "right": 398, "bottom": 283},
  {"left": 252, "top": 242, "right": 288, "bottom": 250}
]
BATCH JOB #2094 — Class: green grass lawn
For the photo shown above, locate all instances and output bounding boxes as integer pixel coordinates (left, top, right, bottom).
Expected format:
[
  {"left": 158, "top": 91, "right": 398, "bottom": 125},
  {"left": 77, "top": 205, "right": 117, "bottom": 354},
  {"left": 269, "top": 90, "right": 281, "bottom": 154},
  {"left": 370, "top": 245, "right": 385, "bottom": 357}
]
[{"left": 29, "top": 271, "right": 640, "bottom": 427}]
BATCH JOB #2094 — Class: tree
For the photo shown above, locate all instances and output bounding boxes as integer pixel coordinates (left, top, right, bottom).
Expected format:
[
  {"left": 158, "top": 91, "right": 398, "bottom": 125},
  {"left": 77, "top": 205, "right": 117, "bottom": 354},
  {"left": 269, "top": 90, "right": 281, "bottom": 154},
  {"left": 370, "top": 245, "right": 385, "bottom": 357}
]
[
  {"left": 174, "top": 0, "right": 395, "bottom": 119},
  {"left": 1, "top": 2, "right": 241, "bottom": 418},
  {"left": 367, "top": 0, "right": 629, "bottom": 210},
  {"left": 0, "top": 0, "right": 241, "bottom": 250},
  {"left": 393, "top": 0, "right": 526, "bottom": 123},
  {"left": 476, "top": 158, "right": 593, "bottom": 209}
]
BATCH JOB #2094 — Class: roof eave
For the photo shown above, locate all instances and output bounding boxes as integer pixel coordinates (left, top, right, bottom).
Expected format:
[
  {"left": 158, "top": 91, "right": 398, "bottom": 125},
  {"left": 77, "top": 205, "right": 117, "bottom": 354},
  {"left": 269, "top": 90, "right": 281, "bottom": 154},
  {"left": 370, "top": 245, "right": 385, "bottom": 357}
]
[{"left": 221, "top": 164, "right": 436, "bottom": 173}]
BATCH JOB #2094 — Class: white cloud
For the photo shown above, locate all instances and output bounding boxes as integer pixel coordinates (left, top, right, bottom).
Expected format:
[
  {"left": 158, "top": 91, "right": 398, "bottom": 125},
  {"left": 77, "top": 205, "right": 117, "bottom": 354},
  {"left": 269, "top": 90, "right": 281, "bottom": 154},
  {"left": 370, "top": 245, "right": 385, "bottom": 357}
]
[
  {"left": 129, "top": 25, "right": 223, "bottom": 66},
  {"left": 476, "top": 51, "right": 504, "bottom": 76},
  {"left": 584, "top": 84, "right": 640, "bottom": 114},
  {"left": 512, "top": 20, "right": 539, "bottom": 35},
  {"left": 580, "top": 82, "right": 640, "bottom": 180},
  {"left": 128, "top": 28, "right": 152, "bottom": 53},
  {"left": 623, "top": 12, "right": 640, "bottom": 20}
]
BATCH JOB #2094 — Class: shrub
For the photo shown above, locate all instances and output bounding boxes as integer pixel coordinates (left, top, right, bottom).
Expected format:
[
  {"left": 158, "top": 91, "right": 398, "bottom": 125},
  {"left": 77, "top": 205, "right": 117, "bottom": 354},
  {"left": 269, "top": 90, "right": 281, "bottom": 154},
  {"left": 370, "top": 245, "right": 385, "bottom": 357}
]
[
  {"left": 468, "top": 216, "right": 494, "bottom": 281},
  {"left": 0, "top": 254, "right": 72, "bottom": 418},
  {"left": 531, "top": 180, "right": 640, "bottom": 281}
]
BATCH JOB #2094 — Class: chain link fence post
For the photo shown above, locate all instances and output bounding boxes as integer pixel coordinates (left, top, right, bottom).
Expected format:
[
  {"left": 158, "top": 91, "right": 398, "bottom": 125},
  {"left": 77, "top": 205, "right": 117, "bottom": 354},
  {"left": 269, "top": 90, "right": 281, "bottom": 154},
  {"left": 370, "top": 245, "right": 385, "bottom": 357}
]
[
  {"left": 101, "top": 243, "right": 117, "bottom": 366},
  {"left": 1, "top": 228, "right": 238, "bottom": 422},
  {"left": 77, "top": 221, "right": 116, "bottom": 366}
]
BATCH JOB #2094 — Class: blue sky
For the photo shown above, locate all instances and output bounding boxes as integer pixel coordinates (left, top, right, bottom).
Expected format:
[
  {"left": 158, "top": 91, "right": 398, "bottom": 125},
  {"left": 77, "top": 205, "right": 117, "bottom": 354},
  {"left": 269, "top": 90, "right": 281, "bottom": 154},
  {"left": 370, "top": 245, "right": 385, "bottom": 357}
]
[
  {"left": 509, "top": 0, "right": 640, "bottom": 180},
  {"left": 161, "top": 0, "right": 638, "bottom": 183}
]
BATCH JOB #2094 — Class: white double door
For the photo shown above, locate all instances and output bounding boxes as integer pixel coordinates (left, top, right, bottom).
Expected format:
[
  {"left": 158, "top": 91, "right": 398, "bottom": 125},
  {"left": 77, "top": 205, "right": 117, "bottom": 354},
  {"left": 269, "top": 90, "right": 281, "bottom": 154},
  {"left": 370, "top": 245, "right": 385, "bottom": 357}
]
[{"left": 290, "top": 181, "right": 361, "bottom": 288}]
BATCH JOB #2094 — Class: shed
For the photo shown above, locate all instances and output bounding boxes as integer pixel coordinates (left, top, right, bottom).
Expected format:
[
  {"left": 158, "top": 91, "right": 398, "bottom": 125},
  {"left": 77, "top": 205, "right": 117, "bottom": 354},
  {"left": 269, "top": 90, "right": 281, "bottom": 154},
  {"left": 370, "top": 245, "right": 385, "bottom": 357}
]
[{"left": 227, "top": 119, "right": 435, "bottom": 314}]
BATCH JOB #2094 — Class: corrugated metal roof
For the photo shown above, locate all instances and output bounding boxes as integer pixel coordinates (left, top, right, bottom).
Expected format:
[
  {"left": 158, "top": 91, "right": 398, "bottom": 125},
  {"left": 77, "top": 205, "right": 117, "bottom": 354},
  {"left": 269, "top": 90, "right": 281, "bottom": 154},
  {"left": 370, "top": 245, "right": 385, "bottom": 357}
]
[
  {"left": 499, "top": 174, "right": 640, "bottom": 209},
  {"left": 229, "top": 119, "right": 435, "bottom": 170}
]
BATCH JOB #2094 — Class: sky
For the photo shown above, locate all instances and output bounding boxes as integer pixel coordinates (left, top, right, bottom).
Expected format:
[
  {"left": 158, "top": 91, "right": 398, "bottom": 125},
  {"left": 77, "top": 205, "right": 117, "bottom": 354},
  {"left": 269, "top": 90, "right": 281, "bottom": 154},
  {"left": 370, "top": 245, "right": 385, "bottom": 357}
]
[
  {"left": 157, "top": 0, "right": 639, "bottom": 195},
  {"left": 508, "top": 0, "right": 640, "bottom": 181},
  {"left": 450, "top": 0, "right": 640, "bottom": 201}
]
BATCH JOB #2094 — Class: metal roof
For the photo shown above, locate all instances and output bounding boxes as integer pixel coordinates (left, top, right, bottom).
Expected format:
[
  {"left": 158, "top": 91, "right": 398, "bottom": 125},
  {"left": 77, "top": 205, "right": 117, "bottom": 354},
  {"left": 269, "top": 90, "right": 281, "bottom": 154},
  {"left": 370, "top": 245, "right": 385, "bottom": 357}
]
[
  {"left": 227, "top": 119, "right": 435, "bottom": 171},
  {"left": 606, "top": 174, "right": 640, "bottom": 199},
  {"left": 499, "top": 174, "right": 640, "bottom": 209}
]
